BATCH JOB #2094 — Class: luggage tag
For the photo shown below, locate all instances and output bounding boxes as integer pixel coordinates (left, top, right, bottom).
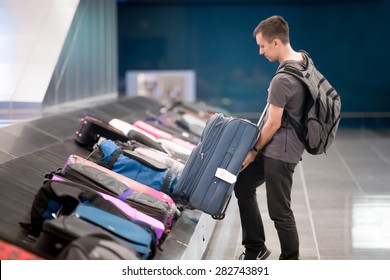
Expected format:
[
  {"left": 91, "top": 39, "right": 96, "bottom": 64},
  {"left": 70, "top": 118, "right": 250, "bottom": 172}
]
[{"left": 215, "top": 168, "right": 237, "bottom": 184}]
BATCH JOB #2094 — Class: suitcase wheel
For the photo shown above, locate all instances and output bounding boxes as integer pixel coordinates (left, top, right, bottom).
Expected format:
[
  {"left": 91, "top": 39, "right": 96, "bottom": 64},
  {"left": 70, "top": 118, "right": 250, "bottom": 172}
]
[{"left": 211, "top": 213, "right": 225, "bottom": 220}]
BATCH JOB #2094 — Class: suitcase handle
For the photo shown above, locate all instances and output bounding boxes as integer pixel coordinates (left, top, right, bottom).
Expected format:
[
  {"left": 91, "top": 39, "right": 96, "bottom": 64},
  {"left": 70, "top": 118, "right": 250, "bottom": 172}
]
[{"left": 256, "top": 102, "right": 269, "bottom": 128}]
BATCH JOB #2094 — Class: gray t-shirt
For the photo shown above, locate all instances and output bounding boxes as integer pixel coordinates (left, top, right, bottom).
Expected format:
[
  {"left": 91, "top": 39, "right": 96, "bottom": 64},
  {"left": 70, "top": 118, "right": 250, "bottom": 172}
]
[{"left": 261, "top": 59, "right": 309, "bottom": 164}]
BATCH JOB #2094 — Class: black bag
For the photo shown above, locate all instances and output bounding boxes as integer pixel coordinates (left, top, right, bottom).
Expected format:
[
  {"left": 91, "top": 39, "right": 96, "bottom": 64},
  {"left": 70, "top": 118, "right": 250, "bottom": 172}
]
[
  {"left": 25, "top": 179, "right": 82, "bottom": 237},
  {"left": 75, "top": 115, "right": 129, "bottom": 150},
  {"left": 56, "top": 233, "right": 139, "bottom": 260},
  {"left": 35, "top": 215, "right": 145, "bottom": 259},
  {"left": 276, "top": 50, "right": 341, "bottom": 155}
]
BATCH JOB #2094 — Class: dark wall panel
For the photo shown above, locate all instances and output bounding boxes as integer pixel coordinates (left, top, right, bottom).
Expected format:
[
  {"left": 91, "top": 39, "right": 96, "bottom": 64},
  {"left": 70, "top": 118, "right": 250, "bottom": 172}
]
[{"left": 118, "top": 1, "right": 390, "bottom": 118}]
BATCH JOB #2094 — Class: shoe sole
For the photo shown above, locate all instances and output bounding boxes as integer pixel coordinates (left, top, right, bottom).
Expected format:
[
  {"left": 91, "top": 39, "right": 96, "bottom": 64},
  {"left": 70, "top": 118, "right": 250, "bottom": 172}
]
[{"left": 256, "top": 250, "right": 271, "bottom": 260}]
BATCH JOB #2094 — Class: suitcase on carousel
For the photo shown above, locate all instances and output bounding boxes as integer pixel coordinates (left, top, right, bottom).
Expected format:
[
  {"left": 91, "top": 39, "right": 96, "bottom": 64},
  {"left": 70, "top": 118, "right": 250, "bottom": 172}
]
[
  {"left": 172, "top": 104, "right": 269, "bottom": 219},
  {"left": 75, "top": 115, "right": 129, "bottom": 150}
]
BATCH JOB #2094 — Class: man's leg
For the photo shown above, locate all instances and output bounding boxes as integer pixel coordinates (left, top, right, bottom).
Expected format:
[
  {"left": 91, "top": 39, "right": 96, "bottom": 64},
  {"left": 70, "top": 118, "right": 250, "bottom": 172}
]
[
  {"left": 234, "top": 156, "right": 268, "bottom": 259},
  {"left": 264, "top": 156, "right": 299, "bottom": 260}
]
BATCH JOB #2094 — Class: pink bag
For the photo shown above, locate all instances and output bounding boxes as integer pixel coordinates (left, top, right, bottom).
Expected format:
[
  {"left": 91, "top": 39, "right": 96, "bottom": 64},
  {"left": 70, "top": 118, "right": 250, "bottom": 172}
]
[
  {"left": 133, "top": 120, "right": 196, "bottom": 151},
  {"left": 109, "top": 118, "right": 156, "bottom": 141},
  {"left": 63, "top": 154, "right": 180, "bottom": 227},
  {"left": 98, "top": 192, "right": 165, "bottom": 241},
  {"left": 133, "top": 120, "right": 172, "bottom": 140}
]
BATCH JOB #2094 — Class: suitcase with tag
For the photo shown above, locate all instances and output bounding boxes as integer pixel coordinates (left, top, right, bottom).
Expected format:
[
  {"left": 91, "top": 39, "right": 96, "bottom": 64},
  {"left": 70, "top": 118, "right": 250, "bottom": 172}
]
[{"left": 172, "top": 104, "right": 269, "bottom": 219}]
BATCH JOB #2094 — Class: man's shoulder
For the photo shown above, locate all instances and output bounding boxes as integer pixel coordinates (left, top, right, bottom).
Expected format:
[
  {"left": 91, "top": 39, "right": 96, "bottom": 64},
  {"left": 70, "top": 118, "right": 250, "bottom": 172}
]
[{"left": 281, "top": 59, "right": 307, "bottom": 71}]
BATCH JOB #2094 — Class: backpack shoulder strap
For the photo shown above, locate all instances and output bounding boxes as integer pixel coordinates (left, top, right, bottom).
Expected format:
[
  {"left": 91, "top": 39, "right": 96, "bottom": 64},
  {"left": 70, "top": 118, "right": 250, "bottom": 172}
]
[
  {"left": 275, "top": 50, "right": 311, "bottom": 79},
  {"left": 272, "top": 51, "right": 312, "bottom": 133}
]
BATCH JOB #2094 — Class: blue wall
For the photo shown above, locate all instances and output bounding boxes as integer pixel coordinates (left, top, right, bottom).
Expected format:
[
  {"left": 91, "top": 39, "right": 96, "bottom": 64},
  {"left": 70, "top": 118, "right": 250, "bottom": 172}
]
[{"left": 117, "top": 1, "right": 390, "bottom": 122}]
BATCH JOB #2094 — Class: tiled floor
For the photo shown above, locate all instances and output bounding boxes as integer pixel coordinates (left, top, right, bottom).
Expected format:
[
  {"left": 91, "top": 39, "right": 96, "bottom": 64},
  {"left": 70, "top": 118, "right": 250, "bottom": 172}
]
[{"left": 203, "top": 128, "right": 390, "bottom": 260}]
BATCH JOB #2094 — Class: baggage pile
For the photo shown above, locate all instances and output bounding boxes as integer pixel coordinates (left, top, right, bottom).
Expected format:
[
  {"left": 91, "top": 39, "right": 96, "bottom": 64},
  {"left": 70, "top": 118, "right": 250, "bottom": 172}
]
[{"left": 19, "top": 97, "right": 258, "bottom": 260}]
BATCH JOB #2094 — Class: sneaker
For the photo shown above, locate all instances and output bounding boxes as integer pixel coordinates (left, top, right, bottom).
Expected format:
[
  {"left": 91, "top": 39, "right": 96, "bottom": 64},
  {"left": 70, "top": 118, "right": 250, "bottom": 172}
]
[{"left": 238, "top": 248, "right": 271, "bottom": 260}]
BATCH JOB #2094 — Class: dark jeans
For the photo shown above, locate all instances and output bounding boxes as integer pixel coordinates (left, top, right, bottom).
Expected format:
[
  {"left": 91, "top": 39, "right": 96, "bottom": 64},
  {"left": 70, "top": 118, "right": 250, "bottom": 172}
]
[{"left": 234, "top": 154, "right": 299, "bottom": 260}]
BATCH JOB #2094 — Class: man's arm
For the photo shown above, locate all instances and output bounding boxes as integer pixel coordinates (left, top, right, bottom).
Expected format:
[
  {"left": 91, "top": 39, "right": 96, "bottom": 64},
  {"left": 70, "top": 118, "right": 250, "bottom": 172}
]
[{"left": 240, "top": 104, "right": 284, "bottom": 171}]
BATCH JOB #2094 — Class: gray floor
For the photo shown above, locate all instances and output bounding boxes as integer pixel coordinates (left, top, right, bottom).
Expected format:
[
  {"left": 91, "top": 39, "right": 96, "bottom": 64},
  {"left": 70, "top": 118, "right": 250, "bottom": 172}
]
[{"left": 203, "top": 128, "right": 390, "bottom": 260}]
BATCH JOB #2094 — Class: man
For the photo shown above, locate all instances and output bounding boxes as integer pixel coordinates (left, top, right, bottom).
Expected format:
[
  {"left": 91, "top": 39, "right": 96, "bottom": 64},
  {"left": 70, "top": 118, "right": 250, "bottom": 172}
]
[{"left": 234, "top": 15, "right": 309, "bottom": 260}]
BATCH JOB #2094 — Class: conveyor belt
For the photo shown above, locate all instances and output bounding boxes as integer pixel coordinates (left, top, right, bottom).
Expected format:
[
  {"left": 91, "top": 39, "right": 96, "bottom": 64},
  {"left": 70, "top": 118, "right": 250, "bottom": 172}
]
[
  {"left": 0, "top": 140, "right": 91, "bottom": 251},
  {"left": 0, "top": 96, "right": 216, "bottom": 259},
  {"left": 0, "top": 96, "right": 163, "bottom": 252}
]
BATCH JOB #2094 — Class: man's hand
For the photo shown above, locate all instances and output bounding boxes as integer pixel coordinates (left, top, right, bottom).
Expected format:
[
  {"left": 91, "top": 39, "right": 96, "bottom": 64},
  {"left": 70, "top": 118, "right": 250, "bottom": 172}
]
[{"left": 240, "top": 150, "right": 257, "bottom": 172}]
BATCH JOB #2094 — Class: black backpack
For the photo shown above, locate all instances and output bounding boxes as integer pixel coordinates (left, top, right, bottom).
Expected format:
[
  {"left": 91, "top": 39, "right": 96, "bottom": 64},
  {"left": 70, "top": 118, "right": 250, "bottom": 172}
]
[
  {"left": 56, "top": 232, "right": 140, "bottom": 260},
  {"left": 275, "top": 50, "right": 341, "bottom": 155}
]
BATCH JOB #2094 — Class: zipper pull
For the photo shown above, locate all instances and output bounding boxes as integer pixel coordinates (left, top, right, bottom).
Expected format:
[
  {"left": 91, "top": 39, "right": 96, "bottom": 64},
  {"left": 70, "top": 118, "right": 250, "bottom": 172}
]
[{"left": 201, "top": 153, "right": 204, "bottom": 160}]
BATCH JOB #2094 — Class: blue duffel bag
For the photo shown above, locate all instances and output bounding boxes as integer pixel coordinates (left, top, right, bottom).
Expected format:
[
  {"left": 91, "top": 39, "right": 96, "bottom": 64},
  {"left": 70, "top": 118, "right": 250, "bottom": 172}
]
[{"left": 91, "top": 139, "right": 179, "bottom": 195}]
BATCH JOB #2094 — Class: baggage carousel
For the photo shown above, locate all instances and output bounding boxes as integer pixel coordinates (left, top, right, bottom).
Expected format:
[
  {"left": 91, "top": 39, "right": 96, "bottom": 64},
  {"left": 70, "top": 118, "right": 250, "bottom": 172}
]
[{"left": 0, "top": 96, "right": 216, "bottom": 260}]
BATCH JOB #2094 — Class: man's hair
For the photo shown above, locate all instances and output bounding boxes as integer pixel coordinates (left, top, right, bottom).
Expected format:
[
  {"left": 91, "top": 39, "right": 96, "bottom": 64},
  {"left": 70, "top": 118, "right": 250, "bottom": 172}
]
[{"left": 253, "top": 15, "right": 290, "bottom": 44}]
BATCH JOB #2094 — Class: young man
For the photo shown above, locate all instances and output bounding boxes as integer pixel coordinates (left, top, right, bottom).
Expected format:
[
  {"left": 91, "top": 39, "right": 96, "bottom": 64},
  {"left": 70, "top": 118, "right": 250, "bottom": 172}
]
[{"left": 234, "top": 15, "right": 309, "bottom": 260}]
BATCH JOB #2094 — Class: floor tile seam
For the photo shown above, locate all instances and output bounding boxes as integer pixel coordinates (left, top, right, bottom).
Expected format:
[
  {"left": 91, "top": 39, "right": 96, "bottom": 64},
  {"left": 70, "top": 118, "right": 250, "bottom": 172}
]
[
  {"left": 298, "top": 162, "right": 321, "bottom": 260},
  {"left": 25, "top": 122, "right": 64, "bottom": 142},
  {"left": 332, "top": 143, "right": 366, "bottom": 197},
  {"left": 0, "top": 149, "right": 16, "bottom": 160},
  {"left": 363, "top": 138, "right": 390, "bottom": 167},
  {"left": 233, "top": 224, "right": 243, "bottom": 259}
]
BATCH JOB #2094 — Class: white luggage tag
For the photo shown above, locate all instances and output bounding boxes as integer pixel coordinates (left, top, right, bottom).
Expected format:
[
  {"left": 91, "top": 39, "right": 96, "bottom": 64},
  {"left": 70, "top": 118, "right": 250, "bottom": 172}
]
[{"left": 215, "top": 167, "right": 237, "bottom": 184}]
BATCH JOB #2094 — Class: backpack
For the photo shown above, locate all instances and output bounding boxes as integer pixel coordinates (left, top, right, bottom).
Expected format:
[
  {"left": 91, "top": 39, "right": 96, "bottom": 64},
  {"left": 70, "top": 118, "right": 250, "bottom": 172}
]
[
  {"left": 56, "top": 233, "right": 139, "bottom": 260},
  {"left": 275, "top": 50, "right": 341, "bottom": 155}
]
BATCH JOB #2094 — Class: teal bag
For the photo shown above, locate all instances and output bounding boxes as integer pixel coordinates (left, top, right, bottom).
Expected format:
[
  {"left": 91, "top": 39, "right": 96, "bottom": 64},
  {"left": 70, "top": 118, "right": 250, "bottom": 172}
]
[{"left": 74, "top": 204, "right": 155, "bottom": 259}]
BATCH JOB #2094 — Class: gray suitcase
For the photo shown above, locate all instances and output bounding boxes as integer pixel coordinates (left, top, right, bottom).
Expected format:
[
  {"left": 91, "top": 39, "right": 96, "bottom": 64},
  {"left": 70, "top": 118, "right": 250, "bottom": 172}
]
[{"left": 172, "top": 104, "right": 269, "bottom": 219}]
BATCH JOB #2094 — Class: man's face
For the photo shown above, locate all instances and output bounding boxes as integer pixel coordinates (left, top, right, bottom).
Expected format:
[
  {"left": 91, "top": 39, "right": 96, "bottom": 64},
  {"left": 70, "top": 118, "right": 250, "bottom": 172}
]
[{"left": 255, "top": 32, "right": 277, "bottom": 62}]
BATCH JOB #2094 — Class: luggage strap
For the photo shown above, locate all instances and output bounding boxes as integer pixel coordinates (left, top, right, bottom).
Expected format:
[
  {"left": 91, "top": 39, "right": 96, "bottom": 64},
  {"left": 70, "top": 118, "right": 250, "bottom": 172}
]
[
  {"left": 105, "top": 148, "right": 122, "bottom": 170},
  {"left": 161, "top": 168, "right": 176, "bottom": 194},
  {"left": 119, "top": 189, "right": 134, "bottom": 201}
]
